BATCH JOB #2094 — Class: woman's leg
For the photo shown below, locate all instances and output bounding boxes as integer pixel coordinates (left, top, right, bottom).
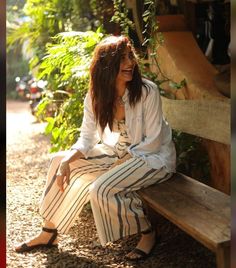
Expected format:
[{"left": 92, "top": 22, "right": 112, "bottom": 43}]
[
  {"left": 89, "top": 157, "right": 172, "bottom": 247},
  {"left": 15, "top": 146, "right": 117, "bottom": 251},
  {"left": 15, "top": 151, "right": 68, "bottom": 251},
  {"left": 39, "top": 145, "right": 117, "bottom": 234}
]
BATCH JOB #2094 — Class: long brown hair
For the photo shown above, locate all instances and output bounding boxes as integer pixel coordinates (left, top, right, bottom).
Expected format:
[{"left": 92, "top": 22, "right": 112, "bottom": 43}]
[{"left": 89, "top": 35, "right": 144, "bottom": 132}]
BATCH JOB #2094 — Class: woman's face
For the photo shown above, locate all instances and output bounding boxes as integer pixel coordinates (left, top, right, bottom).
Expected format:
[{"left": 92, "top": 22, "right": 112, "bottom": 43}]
[{"left": 116, "top": 46, "right": 136, "bottom": 86}]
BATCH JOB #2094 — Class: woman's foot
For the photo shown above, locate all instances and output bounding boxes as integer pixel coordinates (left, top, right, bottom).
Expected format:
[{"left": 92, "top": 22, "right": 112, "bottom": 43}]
[
  {"left": 126, "top": 230, "right": 156, "bottom": 261},
  {"left": 15, "top": 227, "right": 58, "bottom": 253}
]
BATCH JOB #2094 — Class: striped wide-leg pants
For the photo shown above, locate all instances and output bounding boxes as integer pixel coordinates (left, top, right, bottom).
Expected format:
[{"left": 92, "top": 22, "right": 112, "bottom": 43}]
[{"left": 39, "top": 144, "right": 172, "bottom": 246}]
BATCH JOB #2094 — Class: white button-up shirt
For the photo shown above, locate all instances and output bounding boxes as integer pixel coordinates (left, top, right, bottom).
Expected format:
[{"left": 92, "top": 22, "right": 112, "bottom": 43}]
[{"left": 71, "top": 78, "right": 176, "bottom": 173}]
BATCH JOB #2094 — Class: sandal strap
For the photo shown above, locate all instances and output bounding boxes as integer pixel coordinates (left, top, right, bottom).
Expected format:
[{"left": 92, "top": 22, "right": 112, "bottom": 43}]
[
  {"left": 20, "top": 243, "right": 30, "bottom": 251},
  {"left": 42, "top": 227, "right": 58, "bottom": 245},
  {"left": 141, "top": 227, "right": 153, "bottom": 235},
  {"left": 131, "top": 248, "right": 148, "bottom": 258},
  {"left": 42, "top": 227, "right": 57, "bottom": 234}
]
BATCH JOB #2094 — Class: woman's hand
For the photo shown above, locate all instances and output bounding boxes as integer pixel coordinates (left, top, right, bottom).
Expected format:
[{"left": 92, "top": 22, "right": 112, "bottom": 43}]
[
  {"left": 110, "top": 153, "right": 132, "bottom": 169},
  {"left": 55, "top": 149, "right": 85, "bottom": 192},
  {"left": 56, "top": 160, "right": 71, "bottom": 192}
]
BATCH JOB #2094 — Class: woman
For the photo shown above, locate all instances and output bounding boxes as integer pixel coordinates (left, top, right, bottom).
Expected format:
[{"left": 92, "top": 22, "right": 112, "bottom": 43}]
[{"left": 15, "top": 35, "right": 176, "bottom": 261}]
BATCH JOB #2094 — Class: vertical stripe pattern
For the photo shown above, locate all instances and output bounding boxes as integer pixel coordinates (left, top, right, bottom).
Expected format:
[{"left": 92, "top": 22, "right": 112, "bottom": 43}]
[{"left": 39, "top": 144, "right": 172, "bottom": 246}]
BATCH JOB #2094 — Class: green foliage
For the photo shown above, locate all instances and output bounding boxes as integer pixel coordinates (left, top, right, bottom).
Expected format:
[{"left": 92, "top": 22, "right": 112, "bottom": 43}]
[
  {"left": 40, "top": 90, "right": 84, "bottom": 152},
  {"left": 138, "top": 0, "right": 185, "bottom": 94},
  {"left": 36, "top": 29, "right": 104, "bottom": 152},
  {"left": 8, "top": 1, "right": 55, "bottom": 53},
  {"left": 111, "top": 0, "right": 134, "bottom": 35},
  {"left": 38, "top": 30, "right": 102, "bottom": 87},
  {"left": 7, "top": 0, "right": 99, "bottom": 70},
  {"left": 7, "top": 0, "right": 30, "bottom": 94},
  {"left": 173, "top": 131, "right": 210, "bottom": 182},
  {"left": 142, "top": 0, "right": 162, "bottom": 48},
  {"left": 7, "top": 48, "right": 29, "bottom": 93},
  {"left": 110, "top": 0, "right": 185, "bottom": 94},
  {"left": 7, "top": 0, "right": 26, "bottom": 24}
]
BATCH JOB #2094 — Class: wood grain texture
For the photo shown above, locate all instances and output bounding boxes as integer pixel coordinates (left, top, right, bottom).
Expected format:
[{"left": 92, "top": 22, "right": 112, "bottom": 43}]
[
  {"left": 153, "top": 31, "right": 222, "bottom": 99},
  {"left": 216, "top": 245, "right": 230, "bottom": 268},
  {"left": 161, "top": 96, "right": 230, "bottom": 145},
  {"left": 138, "top": 173, "right": 231, "bottom": 252}
]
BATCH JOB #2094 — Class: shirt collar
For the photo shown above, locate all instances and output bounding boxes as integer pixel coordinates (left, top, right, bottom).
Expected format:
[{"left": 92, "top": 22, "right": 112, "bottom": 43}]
[{"left": 122, "top": 88, "right": 128, "bottom": 103}]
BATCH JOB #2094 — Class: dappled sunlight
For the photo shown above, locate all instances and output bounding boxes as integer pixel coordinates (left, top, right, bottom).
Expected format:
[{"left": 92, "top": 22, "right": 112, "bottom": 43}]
[{"left": 7, "top": 100, "right": 47, "bottom": 146}]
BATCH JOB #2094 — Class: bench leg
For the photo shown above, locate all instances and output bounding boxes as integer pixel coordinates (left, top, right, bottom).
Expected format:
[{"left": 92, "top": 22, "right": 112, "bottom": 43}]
[{"left": 216, "top": 246, "right": 230, "bottom": 268}]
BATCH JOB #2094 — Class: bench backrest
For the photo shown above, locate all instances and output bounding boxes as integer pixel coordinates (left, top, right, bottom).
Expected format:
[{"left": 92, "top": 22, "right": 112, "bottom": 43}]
[{"left": 161, "top": 96, "right": 230, "bottom": 145}]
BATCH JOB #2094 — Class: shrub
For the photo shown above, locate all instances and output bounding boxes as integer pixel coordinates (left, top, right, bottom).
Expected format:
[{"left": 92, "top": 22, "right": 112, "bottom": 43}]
[{"left": 36, "top": 29, "right": 104, "bottom": 152}]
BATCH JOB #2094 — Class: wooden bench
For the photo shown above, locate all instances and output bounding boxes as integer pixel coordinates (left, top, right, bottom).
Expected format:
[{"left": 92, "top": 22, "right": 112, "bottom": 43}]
[{"left": 138, "top": 96, "right": 231, "bottom": 268}]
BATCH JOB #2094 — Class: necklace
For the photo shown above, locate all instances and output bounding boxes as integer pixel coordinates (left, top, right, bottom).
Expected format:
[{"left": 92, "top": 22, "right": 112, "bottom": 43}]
[{"left": 116, "top": 96, "right": 125, "bottom": 106}]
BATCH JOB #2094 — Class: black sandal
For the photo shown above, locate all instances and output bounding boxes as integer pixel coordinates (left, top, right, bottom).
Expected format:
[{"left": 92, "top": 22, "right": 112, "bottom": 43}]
[
  {"left": 126, "top": 247, "right": 153, "bottom": 261},
  {"left": 15, "top": 227, "right": 58, "bottom": 253},
  {"left": 126, "top": 228, "right": 158, "bottom": 261}
]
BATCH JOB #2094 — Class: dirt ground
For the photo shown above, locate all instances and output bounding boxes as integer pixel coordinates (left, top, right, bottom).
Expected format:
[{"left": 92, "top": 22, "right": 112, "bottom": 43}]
[{"left": 7, "top": 100, "right": 216, "bottom": 267}]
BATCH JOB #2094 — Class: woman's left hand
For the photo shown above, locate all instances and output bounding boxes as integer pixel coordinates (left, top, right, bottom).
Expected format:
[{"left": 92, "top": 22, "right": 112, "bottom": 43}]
[{"left": 110, "top": 153, "right": 132, "bottom": 169}]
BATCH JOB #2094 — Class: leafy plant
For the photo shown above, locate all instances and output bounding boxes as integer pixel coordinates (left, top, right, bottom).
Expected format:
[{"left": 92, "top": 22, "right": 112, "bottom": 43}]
[
  {"left": 142, "top": 0, "right": 187, "bottom": 96},
  {"left": 7, "top": 0, "right": 100, "bottom": 70},
  {"left": 36, "top": 29, "right": 104, "bottom": 152},
  {"left": 111, "top": 0, "right": 134, "bottom": 35},
  {"left": 111, "top": 0, "right": 186, "bottom": 97},
  {"left": 173, "top": 131, "right": 210, "bottom": 182}
]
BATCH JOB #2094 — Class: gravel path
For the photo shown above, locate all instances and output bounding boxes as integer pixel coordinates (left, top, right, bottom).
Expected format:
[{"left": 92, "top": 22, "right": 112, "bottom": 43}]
[{"left": 7, "top": 100, "right": 216, "bottom": 268}]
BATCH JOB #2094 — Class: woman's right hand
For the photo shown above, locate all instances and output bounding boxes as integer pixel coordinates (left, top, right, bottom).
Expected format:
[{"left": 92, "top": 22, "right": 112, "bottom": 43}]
[
  {"left": 55, "top": 149, "right": 84, "bottom": 192},
  {"left": 56, "top": 160, "right": 71, "bottom": 192}
]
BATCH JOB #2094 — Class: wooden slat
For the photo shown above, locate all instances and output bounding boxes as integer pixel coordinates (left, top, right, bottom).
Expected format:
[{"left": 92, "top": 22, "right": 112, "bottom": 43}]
[
  {"left": 157, "top": 15, "right": 188, "bottom": 32},
  {"left": 138, "top": 173, "right": 231, "bottom": 252},
  {"left": 161, "top": 96, "right": 230, "bottom": 145},
  {"left": 216, "top": 245, "right": 230, "bottom": 268},
  {"left": 161, "top": 173, "right": 230, "bottom": 219}
]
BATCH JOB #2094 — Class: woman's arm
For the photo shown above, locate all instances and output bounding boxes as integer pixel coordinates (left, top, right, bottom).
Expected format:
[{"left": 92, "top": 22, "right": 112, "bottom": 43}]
[
  {"left": 56, "top": 93, "right": 100, "bottom": 191},
  {"left": 109, "top": 153, "right": 132, "bottom": 169},
  {"left": 56, "top": 149, "right": 84, "bottom": 192}
]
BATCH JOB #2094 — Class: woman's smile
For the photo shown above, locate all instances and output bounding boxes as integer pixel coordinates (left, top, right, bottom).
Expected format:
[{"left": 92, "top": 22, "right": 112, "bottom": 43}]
[{"left": 116, "top": 47, "right": 135, "bottom": 84}]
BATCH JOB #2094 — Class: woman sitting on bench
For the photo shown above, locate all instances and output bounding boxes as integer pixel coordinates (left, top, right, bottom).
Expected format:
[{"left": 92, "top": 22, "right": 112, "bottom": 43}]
[{"left": 15, "top": 35, "right": 176, "bottom": 261}]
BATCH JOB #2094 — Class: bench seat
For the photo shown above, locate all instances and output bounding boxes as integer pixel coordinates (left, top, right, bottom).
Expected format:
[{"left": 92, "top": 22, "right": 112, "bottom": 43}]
[{"left": 138, "top": 173, "right": 231, "bottom": 268}]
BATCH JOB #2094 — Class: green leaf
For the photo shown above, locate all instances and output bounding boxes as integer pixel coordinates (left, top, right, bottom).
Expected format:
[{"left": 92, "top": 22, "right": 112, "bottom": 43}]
[
  {"left": 143, "top": 16, "right": 149, "bottom": 23},
  {"left": 142, "top": 39, "right": 150, "bottom": 46},
  {"left": 144, "top": 0, "right": 154, "bottom": 5},
  {"left": 150, "top": 52, "right": 157, "bottom": 57},
  {"left": 142, "top": 10, "right": 151, "bottom": 17},
  {"left": 180, "top": 79, "right": 187, "bottom": 87},
  {"left": 52, "top": 127, "right": 60, "bottom": 141},
  {"left": 45, "top": 117, "right": 55, "bottom": 135},
  {"left": 169, "top": 78, "right": 186, "bottom": 89}
]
